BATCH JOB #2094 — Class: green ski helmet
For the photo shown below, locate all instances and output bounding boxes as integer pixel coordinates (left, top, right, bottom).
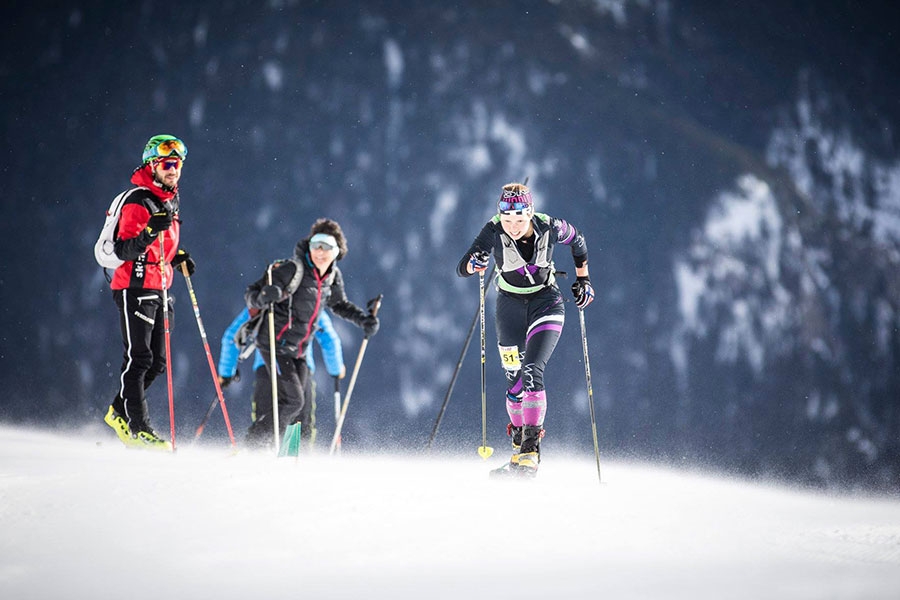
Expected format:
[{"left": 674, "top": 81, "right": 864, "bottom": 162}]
[{"left": 142, "top": 134, "right": 188, "bottom": 164}]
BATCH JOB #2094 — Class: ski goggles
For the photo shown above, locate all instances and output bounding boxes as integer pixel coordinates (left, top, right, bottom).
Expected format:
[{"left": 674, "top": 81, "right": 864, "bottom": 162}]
[
  {"left": 309, "top": 233, "right": 338, "bottom": 252},
  {"left": 150, "top": 138, "right": 188, "bottom": 160},
  {"left": 498, "top": 199, "right": 533, "bottom": 212},
  {"left": 155, "top": 157, "right": 183, "bottom": 171}
]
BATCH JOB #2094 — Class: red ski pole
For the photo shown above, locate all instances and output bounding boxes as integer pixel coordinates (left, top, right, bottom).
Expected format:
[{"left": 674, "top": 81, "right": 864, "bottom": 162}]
[
  {"left": 180, "top": 263, "right": 236, "bottom": 447},
  {"left": 159, "top": 236, "right": 176, "bottom": 450}
]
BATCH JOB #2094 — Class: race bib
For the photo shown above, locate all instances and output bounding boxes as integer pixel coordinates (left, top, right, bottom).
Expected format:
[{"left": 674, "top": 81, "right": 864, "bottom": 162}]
[{"left": 499, "top": 345, "right": 521, "bottom": 370}]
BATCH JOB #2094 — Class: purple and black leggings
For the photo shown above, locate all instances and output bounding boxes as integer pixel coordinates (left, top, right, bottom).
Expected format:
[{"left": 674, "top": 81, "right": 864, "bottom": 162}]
[{"left": 494, "top": 285, "right": 565, "bottom": 428}]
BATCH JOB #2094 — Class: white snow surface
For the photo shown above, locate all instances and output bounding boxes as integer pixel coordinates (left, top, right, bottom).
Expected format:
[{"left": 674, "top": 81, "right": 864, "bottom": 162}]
[{"left": 2, "top": 425, "right": 900, "bottom": 599}]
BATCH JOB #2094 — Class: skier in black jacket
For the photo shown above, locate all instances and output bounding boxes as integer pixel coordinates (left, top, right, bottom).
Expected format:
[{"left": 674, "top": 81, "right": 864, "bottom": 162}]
[
  {"left": 457, "top": 182, "right": 594, "bottom": 477},
  {"left": 244, "top": 218, "right": 378, "bottom": 448}
]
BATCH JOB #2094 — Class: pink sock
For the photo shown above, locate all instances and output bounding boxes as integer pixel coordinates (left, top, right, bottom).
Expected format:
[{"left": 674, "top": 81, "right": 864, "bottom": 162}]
[
  {"left": 521, "top": 390, "right": 547, "bottom": 426},
  {"left": 506, "top": 394, "right": 524, "bottom": 427}
]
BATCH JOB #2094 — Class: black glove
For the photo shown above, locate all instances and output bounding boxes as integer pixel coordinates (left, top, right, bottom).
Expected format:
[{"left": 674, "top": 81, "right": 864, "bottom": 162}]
[
  {"left": 259, "top": 284, "right": 282, "bottom": 305},
  {"left": 468, "top": 250, "right": 490, "bottom": 273},
  {"left": 145, "top": 210, "right": 173, "bottom": 237},
  {"left": 361, "top": 314, "right": 380, "bottom": 338},
  {"left": 219, "top": 369, "right": 241, "bottom": 389},
  {"left": 571, "top": 276, "right": 595, "bottom": 309},
  {"left": 171, "top": 248, "right": 195, "bottom": 276}
]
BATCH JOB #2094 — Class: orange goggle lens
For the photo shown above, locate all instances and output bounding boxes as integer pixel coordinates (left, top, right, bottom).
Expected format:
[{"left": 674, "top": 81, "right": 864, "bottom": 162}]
[{"left": 155, "top": 139, "right": 187, "bottom": 159}]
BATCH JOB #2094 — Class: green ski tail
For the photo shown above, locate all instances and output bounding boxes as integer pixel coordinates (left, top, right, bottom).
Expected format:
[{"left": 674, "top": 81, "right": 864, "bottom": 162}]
[{"left": 278, "top": 423, "right": 302, "bottom": 457}]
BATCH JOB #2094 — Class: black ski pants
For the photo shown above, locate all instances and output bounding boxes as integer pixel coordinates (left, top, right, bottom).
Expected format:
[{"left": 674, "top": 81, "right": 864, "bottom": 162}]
[
  {"left": 298, "top": 372, "right": 317, "bottom": 444},
  {"left": 249, "top": 361, "right": 316, "bottom": 445},
  {"left": 245, "top": 349, "right": 309, "bottom": 447},
  {"left": 113, "top": 288, "right": 171, "bottom": 431}
]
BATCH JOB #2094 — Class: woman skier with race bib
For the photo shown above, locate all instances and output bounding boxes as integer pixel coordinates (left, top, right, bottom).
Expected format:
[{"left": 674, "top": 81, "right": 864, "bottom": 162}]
[{"left": 457, "top": 182, "right": 594, "bottom": 477}]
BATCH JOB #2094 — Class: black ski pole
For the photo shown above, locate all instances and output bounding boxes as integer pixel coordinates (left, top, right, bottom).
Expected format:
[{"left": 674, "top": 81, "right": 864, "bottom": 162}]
[
  {"left": 193, "top": 395, "right": 220, "bottom": 441},
  {"left": 578, "top": 307, "right": 602, "bottom": 484},
  {"left": 193, "top": 371, "right": 240, "bottom": 442},
  {"left": 427, "top": 263, "right": 496, "bottom": 450}
]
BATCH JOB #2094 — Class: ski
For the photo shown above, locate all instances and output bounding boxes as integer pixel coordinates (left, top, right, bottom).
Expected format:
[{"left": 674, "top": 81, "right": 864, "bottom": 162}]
[{"left": 489, "top": 461, "right": 537, "bottom": 479}]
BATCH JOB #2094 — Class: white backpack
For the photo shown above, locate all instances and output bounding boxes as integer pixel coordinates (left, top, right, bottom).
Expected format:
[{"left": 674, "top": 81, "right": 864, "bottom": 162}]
[{"left": 93, "top": 187, "right": 148, "bottom": 269}]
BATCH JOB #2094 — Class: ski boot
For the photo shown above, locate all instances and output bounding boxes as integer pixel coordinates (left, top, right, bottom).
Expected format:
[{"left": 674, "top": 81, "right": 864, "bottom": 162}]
[
  {"left": 516, "top": 425, "right": 544, "bottom": 476},
  {"left": 104, "top": 405, "right": 135, "bottom": 445},
  {"left": 490, "top": 424, "right": 542, "bottom": 479},
  {"left": 131, "top": 425, "right": 173, "bottom": 451},
  {"left": 105, "top": 405, "right": 171, "bottom": 451},
  {"left": 508, "top": 423, "right": 523, "bottom": 453}
]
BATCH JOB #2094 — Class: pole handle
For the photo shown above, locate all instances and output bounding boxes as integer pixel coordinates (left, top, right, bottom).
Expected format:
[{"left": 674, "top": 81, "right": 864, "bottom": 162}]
[{"left": 364, "top": 294, "right": 383, "bottom": 338}]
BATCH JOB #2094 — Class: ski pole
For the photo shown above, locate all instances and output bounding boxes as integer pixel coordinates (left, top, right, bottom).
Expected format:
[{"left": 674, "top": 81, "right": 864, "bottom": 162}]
[
  {"left": 159, "top": 235, "right": 177, "bottom": 451},
  {"left": 193, "top": 394, "right": 219, "bottom": 441},
  {"left": 194, "top": 371, "right": 240, "bottom": 441},
  {"left": 477, "top": 270, "right": 493, "bottom": 459},
  {"left": 181, "top": 264, "right": 236, "bottom": 447},
  {"left": 267, "top": 263, "right": 281, "bottom": 454},
  {"left": 578, "top": 307, "right": 602, "bottom": 484},
  {"left": 329, "top": 295, "right": 382, "bottom": 455},
  {"left": 427, "top": 264, "right": 496, "bottom": 450},
  {"left": 333, "top": 376, "right": 342, "bottom": 454}
]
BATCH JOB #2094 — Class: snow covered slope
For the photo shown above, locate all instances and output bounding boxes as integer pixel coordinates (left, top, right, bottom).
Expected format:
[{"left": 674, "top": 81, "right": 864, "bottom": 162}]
[{"left": 1, "top": 425, "right": 898, "bottom": 599}]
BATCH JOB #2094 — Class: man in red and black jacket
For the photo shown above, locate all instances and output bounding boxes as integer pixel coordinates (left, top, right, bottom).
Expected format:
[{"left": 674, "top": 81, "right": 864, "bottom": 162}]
[{"left": 103, "top": 134, "right": 195, "bottom": 450}]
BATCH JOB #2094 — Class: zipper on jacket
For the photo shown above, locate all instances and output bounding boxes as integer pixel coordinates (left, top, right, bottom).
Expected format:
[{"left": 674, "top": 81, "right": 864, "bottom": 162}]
[{"left": 296, "top": 267, "right": 325, "bottom": 357}]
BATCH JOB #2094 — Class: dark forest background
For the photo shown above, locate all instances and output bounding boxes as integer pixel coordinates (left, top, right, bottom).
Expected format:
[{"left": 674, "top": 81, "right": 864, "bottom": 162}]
[{"left": 2, "top": 1, "right": 899, "bottom": 491}]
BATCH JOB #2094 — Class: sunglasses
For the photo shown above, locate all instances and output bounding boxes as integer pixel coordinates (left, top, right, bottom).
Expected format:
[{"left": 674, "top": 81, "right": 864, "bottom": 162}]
[
  {"left": 310, "top": 241, "right": 335, "bottom": 251},
  {"left": 498, "top": 200, "right": 531, "bottom": 212},
  {"left": 156, "top": 158, "right": 182, "bottom": 171},
  {"left": 153, "top": 139, "right": 187, "bottom": 160}
]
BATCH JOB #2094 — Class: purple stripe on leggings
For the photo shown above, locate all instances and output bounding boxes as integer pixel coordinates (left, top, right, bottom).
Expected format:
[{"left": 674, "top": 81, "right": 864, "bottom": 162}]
[{"left": 526, "top": 323, "right": 563, "bottom": 344}]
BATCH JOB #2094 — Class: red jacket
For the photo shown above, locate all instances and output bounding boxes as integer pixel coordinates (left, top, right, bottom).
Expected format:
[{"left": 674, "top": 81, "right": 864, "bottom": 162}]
[{"left": 110, "top": 167, "right": 181, "bottom": 291}]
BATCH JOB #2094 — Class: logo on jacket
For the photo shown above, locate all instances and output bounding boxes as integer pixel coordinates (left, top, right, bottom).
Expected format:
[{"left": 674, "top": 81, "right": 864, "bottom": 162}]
[{"left": 134, "top": 254, "right": 146, "bottom": 279}]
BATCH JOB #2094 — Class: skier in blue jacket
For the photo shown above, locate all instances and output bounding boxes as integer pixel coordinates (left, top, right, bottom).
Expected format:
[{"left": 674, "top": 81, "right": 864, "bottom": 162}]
[{"left": 218, "top": 307, "right": 345, "bottom": 450}]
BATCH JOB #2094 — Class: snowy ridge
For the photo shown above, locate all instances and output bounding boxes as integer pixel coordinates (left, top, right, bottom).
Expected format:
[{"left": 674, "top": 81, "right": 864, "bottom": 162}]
[{"left": 2, "top": 425, "right": 899, "bottom": 599}]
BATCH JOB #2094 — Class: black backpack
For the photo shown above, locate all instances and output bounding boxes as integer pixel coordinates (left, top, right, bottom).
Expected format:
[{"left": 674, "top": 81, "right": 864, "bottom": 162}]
[{"left": 234, "top": 258, "right": 304, "bottom": 360}]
